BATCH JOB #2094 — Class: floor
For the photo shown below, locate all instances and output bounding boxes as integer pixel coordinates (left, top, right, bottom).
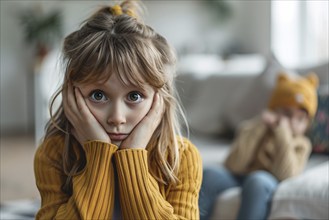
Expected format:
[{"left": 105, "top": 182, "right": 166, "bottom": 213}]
[{"left": 0, "top": 134, "right": 39, "bottom": 203}]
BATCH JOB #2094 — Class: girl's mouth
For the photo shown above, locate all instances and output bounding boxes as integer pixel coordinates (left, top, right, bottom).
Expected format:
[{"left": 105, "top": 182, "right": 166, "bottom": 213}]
[{"left": 108, "top": 133, "right": 129, "bottom": 141}]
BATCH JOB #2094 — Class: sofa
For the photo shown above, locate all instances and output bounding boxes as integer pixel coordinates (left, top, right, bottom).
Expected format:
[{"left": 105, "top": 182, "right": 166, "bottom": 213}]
[{"left": 176, "top": 53, "right": 329, "bottom": 220}]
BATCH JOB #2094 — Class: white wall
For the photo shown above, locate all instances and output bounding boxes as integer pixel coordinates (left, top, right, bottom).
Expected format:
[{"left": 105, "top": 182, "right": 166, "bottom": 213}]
[
  {"left": 233, "top": 1, "right": 271, "bottom": 54},
  {"left": 0, "top": 1, "right": 35, "bottom": 134},
  {"left": 0, "top": 0, "right": 271, "bottom": 135}
]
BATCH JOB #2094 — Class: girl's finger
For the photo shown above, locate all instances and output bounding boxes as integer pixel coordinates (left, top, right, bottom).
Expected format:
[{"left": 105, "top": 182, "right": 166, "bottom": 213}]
[
  {"left": 151, "top": 93, "right": 160, "bottom": 111},
  {"left": 153, "top": 93, "right": 164, "bottom": 116},
  {"left": 63, "top": 83, "right": 78, "bottom": 124},
  {"left": 62, "top": 84, "right": 72, "bottom": 116},
  {"left": 66, "top": 83, "right": 79, "bottom": 114},
  {"left": 147, "top": 93, "right": 164, "bottom": 126},
  {"left": 75, "top": 87, "right": 92, "bottom": 117}
]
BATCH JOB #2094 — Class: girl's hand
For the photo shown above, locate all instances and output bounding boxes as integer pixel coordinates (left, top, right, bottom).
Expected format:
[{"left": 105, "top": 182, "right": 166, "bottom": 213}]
[
  {"left": 278, "top": 115, "right": 291, "bottom": 129},
  {"left": 262, "top": 110, "right": 279, "bottom": 129},
  {"left": 63, "top": 83, "right": 110, "bottom": 145},
  {"left": 276, "top": 115, "right": 294, "bottom": 137},
  {"left": 120, "top": 93, "right": 164, "bottom": 149}
]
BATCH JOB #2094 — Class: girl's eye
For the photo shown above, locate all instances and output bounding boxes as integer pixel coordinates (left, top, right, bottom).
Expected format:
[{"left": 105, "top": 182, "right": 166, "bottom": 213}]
[
  {"left": 89, "top": 90, "right": 108, "bottom": 102},
  {"left": 127, "top": 91, "right": 143, "bottom": 103}
]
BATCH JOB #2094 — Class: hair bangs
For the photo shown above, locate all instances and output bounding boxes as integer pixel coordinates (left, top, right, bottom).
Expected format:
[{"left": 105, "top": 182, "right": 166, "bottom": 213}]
[
  {"left": 66, "top": 29, "right": 169, "bottom": 90},
  {"left": 110, "top": 36, "right": 166, "bottom": 90},
  {"left": 67, "top": 33, "right": 114, "bottom": 85}
]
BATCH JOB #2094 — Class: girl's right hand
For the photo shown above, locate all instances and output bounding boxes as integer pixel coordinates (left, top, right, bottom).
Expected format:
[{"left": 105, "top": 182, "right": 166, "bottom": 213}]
[
  {"left": 262, "top": 109, "right": 279, "bottom": 129},
  {"left": 62, "top": 83, "right": 111, "bottom": 146}
]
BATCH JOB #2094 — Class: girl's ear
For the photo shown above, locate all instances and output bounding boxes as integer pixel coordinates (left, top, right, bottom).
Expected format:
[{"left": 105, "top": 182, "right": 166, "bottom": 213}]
[
  {"left": 306, "top": 72, "right": 319, "bottom": 88},
  {"left": 277, "top": 71, "right": 290, "bottom": 83}
]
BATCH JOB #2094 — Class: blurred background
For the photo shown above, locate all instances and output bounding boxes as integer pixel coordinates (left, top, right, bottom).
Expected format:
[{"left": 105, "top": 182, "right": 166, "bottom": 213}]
[{"left": 0, "top": 0, "right": 328, "bottom": 210}]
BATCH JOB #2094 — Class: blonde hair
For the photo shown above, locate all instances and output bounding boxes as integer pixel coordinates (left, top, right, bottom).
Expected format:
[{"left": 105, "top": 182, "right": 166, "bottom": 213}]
[{"left": 44, "top": 0, "right": 187, "bottom": 194}]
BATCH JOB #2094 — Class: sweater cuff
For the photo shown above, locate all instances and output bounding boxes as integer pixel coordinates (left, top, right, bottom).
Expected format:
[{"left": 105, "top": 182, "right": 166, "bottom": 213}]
[
  {"left": 72, "top": 141, "right": 118, "bottom": 180},
  {"left": 83, "top": 141, "right": 118, "bottom": 158}
]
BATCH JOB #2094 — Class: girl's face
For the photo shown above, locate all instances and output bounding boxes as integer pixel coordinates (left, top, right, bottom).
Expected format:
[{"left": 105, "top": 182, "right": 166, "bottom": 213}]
[
  {"left": 277, "top": 107, "right": 309, "bottom": 136},
  {"left": 78, "top": 73, "right": 155, "bottom": 146}
]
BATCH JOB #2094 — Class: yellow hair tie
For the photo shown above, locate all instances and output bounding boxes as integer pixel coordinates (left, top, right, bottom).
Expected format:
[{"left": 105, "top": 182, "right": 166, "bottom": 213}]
[
  {"left": 125, "top": 9, "right": 136, "bottom": 18},
  {"left": 111, "top": 5, "right": 123, "bottom": 16}
]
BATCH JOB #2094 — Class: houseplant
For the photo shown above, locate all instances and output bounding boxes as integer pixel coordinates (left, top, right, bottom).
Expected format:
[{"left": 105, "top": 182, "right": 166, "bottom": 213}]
[{"left": 19, "top": 5, "right": 62, "bottom": 68}]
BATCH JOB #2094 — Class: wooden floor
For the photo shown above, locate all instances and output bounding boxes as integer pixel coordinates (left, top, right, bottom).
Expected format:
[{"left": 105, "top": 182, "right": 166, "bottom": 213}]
[{"left": 0, "top": 134, "right": 40, "bottom": 203}]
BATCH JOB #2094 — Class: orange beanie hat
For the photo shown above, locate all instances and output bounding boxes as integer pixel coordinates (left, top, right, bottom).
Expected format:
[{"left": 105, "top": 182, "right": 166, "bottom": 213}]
[{"left": 268, "top": 72, "right": 319, "bottom": 117}]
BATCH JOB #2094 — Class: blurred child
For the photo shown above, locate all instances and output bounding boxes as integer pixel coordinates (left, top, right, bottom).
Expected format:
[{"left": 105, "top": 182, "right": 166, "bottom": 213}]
[
  {"left": 199, "top": 72, "right": 319, "bottom": 220},
  {"left": 34, "top": 1, "right": 202, "bottom": 219}
]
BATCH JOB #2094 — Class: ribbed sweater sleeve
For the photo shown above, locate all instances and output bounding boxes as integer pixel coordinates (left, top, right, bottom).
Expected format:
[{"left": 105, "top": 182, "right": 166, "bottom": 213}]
[
  {"left": 225, "top": 117, "right": 267, "bottom": 174},
  {"left": 34, "top": 137, "right": 118, "bottom": 219},
  {"left": 270, "top": 122, "right": 312, "bottom": 181},
  {"left": 114, "top": 139, "right": 202, "bottom": 220}
]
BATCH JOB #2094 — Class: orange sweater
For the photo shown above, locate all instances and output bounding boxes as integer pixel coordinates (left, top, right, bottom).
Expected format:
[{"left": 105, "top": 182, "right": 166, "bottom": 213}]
[{"left": 34, "top": 135, "right": 202, "bottom": 220}]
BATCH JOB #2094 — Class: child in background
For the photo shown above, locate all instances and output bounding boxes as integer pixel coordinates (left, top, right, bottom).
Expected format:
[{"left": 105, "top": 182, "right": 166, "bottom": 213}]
[
  {"left": 34, "top": 1, "right": 202, "bottom": 219},
  {"left": 199, "top": 72, "right": 319, "bottom": 220}
]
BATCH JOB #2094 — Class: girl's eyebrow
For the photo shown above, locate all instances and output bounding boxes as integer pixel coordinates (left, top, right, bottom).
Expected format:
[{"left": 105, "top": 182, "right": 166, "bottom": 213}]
[
  {"left": 82, "top": 82, "right": 107, "bottom": 90},
  {"left": 85, "top": 81, "right": 149, "bottom": 93},
  {"left": 89, "top": 81, "right": 108, "bottom": 87}
]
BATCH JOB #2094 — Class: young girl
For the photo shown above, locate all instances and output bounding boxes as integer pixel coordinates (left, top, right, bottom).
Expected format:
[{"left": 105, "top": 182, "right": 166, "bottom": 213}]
[
  {"left": 34, "top": 1, "right": 202, "bottom": 219},
  {"left": 199, "top": 72, "right": 319, "bottom": 220}
]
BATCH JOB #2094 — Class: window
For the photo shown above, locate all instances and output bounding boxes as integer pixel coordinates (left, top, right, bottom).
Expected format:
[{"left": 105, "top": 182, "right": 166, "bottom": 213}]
[{"left": 271, "top": 0, "right": 328, "bottom": 68}]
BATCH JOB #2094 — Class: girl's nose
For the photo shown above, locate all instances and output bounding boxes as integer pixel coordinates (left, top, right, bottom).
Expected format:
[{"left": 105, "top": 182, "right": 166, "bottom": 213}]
[{"left": 107, "top": 103, "right": 126, "bottom": 126}]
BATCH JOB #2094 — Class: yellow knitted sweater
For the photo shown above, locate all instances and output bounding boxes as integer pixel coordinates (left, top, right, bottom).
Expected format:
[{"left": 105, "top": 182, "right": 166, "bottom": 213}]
[
  {"left": 225, "top": 116, "right": 312, "bottom": 181},
  {"left": 34, "top": 135, "right": 202, "bottom": 220}
]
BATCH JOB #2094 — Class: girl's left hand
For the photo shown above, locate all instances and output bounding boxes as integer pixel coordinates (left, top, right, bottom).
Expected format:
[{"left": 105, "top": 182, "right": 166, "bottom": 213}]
[{"left": 120, "top": 93, "right": 164, "bottom": 149}]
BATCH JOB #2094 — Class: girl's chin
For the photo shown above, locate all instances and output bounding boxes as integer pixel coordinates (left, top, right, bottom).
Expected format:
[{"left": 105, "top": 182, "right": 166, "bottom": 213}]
[{"left": 111, "top": 140, "right": 122, "bottom": 147}]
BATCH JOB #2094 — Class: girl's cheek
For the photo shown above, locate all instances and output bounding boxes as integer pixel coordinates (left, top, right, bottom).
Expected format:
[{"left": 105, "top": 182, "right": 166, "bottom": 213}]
[
  {"left": 128, "top": 106, "right": 147, "bottom": 123},
  {"left": 85, "top": 100, "right": 97, "bottom": 114},
  {"left": 86, "top": 102, "right": 108, "bottom": 122},
  {"left": 128, "top": 101, "right": 152, "bottom": 123}
]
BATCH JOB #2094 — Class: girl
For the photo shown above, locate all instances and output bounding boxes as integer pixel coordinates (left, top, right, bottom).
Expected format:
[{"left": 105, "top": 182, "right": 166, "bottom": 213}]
[
  {"left": 199, "top": 72, "right": 318, "bottom": 220},
  {"left": 34, "top": 1, "right": 202, "bottom": 219}
]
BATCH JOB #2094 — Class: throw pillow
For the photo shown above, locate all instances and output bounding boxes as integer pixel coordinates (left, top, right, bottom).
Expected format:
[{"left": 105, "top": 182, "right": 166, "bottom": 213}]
[{"left": 308, "top": 86, "right": 329, "bottom": 154}]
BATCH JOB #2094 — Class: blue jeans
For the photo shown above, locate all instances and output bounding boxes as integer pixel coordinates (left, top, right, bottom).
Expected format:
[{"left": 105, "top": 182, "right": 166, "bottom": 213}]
[{"left": 199, "top": 166, "right": 279, "bottom": 220}]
